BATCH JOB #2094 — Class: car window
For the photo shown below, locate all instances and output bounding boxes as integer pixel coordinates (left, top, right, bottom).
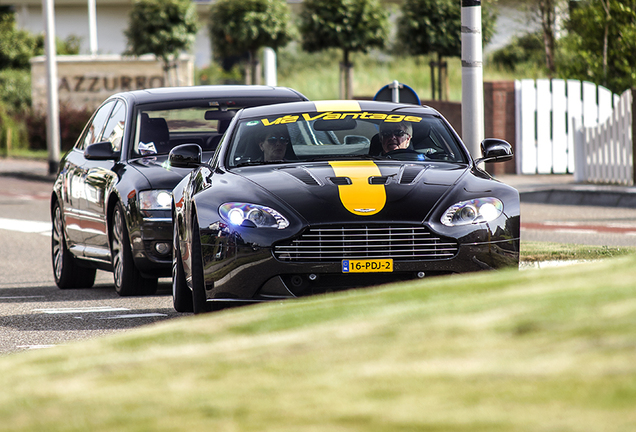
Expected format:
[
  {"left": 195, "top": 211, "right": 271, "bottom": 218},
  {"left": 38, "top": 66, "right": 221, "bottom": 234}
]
[
  {"left": 76, "top": 100, "right": 116, "bottom": 151},
  {"left": 226, "top": 111, "right": 467, "bottom": 167},
  {"left": 132, "top": 106, "right": 239, "bottom": 157},
  {"left": 101, "top": 100, "right": 126, "bottom": 153}
]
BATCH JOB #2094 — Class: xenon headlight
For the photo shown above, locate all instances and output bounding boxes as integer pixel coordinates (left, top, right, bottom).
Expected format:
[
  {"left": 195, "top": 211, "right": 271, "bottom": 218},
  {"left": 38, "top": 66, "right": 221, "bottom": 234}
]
[
  {"left": 219, "top": 202, "right": 289, "bottom": 229},
  {"left": 441, "top": 198, "right": 503, "bottom": 226},
  {"left": 139, "top": 190, "right": 172, "bottom": 210}
]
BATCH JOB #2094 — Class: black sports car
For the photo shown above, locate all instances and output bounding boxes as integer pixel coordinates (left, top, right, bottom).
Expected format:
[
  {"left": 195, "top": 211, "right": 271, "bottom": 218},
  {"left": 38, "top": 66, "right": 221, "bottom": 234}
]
[
  {"left": 170, "top": 100, "right": 520, "bottom": 313},
  {"left": 51, "top": 85, "right": 308, "bottom": 295}
]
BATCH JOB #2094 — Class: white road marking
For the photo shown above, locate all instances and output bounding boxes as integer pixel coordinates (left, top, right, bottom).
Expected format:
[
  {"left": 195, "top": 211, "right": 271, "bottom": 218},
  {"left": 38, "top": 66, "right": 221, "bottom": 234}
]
[
  {"left": 102, "top": 313, "right": 168, "bottom": 319},
  {"left": 0, "top": 217, "right": 51, "bottom": 236},
  {"left": 33, "top": 306, "right": 130, "bottom": 314},
  {"left": 16, "top": 345, "right": 57, "bottom": 350}
]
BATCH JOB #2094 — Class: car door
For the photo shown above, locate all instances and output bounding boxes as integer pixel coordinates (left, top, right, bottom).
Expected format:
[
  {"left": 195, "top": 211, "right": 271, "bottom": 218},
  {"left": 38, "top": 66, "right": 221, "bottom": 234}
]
[
  {"left": 81, "top": 99, "right": 126, "bottom": 259},
  {"left": 59, "top": 100, "right": 115, "bottom": 251}
]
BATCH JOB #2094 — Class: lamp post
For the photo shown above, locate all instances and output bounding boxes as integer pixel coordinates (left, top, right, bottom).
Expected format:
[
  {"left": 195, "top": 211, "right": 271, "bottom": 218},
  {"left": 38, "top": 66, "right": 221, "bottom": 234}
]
[
  {"left": 461, "top": 0, "right": 484, "bottom": 159},
  {"left": 42, "top": 0, "right": 60, "bottom": 175}
]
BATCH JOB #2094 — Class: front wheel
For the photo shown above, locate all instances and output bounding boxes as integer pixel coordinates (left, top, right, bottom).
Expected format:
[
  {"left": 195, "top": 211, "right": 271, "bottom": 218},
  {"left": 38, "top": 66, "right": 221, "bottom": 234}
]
[
  {"left": 110, "top": 202, "right": 157, "bottom": 296},
  {"left": 190, "top": 214, "right": 209, "bottom": 314},
  {"left": 51, "top": 201, "right": 96, "bottom": 289},
  {"left": 172, "top": 218, "right": 193, "bottom": 312}
]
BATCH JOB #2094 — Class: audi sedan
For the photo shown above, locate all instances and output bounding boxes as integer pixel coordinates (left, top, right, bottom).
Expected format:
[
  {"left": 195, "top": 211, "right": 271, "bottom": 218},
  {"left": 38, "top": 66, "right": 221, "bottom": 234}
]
[
  {"left": 170, "top": 100, "right": 520, "bottom": 313},
  {"left": 51, "top": 85, "right": 308, "bottom": 295}
]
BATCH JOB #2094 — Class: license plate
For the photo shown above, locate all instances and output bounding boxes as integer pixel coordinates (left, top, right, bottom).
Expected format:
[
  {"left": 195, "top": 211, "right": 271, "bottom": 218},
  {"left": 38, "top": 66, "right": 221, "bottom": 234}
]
[{"left": 342, "top": 259, "right": 393, "bottom": 273}]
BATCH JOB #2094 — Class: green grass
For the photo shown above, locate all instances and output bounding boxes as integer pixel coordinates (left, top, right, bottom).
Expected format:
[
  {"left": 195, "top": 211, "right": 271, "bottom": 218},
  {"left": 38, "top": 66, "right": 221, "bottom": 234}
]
[
  {"left": 276, "top": 50, "right": 546, "bottom": 101},
  {"left": 1, "top": 254, "right": 635, "bottom": 431},
  {"left": 521, "top": 241, "right": 636, "bottom": 262}
]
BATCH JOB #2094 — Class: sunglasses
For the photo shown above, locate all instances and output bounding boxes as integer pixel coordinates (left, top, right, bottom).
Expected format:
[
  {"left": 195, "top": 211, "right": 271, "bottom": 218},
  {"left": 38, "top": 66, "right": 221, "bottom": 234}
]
[
  {"left": 266, "top": 136, "right": 290, "bottom": 145},
  {"left": 380, "top": 129, "right": 409, "bottom": 139}
]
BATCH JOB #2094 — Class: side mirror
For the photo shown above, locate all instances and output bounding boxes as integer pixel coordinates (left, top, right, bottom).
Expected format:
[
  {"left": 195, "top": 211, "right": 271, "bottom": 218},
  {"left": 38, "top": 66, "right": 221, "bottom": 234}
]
[
  {"left": 476, "top": 138, "right": 513, "bottom": 164},
  {"left": 169, "top": 143, "right": 203, "bottom": 168},
  {"left": 85, "top": 141, "right": 120, "bottom": 160}
]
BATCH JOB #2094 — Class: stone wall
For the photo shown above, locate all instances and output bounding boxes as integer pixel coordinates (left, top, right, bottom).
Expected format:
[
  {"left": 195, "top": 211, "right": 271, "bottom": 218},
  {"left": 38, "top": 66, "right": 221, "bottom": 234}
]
[{"left": 30, "top": 54, "right": 194, "bottom": 112}]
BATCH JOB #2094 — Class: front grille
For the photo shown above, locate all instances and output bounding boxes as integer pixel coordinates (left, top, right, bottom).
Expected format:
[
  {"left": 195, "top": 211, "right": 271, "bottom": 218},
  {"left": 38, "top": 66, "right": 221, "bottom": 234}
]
[{"left": 274, "top": 225, "right": 458, "bottom": 262}]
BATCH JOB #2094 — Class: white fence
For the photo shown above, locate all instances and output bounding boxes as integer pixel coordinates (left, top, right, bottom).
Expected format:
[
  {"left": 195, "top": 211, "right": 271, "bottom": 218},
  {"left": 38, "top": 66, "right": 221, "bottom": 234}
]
[
  {"left": 515, "top": 79, "right": 620, "bottom": 175},
  {"left": 574, "top": 89, "right": 634, "bottom": 185}
]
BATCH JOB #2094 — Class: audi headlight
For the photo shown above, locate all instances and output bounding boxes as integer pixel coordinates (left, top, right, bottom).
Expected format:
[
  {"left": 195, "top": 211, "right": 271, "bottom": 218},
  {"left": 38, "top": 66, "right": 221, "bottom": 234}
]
[
  {"left": 441, "top": 198, "right": 503, "bottom": 226},
  {"left": 219, "top": 202, "right": 289, "bottom": 229},
  {"left": 139, "top": 190, "right": 172, "bottom": 210}
]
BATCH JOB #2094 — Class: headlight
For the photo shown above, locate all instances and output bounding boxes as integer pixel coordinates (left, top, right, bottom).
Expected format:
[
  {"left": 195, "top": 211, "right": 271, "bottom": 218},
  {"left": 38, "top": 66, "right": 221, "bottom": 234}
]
[
  {"left": 219, "top": 202, "right": 289, "bottom": 229},
  {"left": 441, "top": 198, "right": 503, "bottom": 226},
  {"left": 139, "top": 190, "right": 172, "bottom": 210}
]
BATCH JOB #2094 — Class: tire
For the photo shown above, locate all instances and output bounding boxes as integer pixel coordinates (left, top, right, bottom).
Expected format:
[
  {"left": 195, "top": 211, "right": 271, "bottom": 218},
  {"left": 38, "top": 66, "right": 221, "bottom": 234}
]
[
  {"left": 190, "top": 215, "right": 209, "bottom": 314},
  {"left": 110, "top": 202, "right": 157, "bottom": 296},
  {"left": 172, "top": 218, "right": 193, "bottom": 312},
  {"left": 51, "top": 201, "right": 96, "bottom": 289}
]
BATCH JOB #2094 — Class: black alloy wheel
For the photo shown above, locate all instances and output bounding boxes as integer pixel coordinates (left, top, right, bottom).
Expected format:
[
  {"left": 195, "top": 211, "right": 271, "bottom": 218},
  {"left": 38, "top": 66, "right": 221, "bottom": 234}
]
[
  {"left": 110, "top": 202, "right": 157, "bottom": 296},
  {"left": 51, "top": 201, "right": 96, "bottom": 289},
  {"left": 172, "top": 217, "right": 193, "bottom": 312}
]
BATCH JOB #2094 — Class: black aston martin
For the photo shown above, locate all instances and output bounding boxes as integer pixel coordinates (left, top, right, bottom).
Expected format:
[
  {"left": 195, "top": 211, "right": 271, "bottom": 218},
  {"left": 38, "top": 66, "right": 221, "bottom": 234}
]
[
  {"left": 170, "top": 100, "right": 520, "bottom": 313},
  {"left": 50, "top": 85, "right": 308, "bottom": 295}
]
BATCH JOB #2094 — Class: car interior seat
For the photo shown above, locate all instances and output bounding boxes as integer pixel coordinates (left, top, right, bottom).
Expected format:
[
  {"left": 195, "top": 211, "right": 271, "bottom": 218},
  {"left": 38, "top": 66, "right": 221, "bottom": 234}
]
[{"left": 139, "top": 114, "right": 170, "bottom": 154}]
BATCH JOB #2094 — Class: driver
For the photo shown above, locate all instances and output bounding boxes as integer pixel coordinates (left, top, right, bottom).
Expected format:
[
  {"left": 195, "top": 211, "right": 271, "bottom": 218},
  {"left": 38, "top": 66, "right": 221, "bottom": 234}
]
[
  {"left": 379, "top": 121, "right": 412, "bottom": 154},
  {"left": 258, "top": 126, "right": 291, "bottom": 161}
]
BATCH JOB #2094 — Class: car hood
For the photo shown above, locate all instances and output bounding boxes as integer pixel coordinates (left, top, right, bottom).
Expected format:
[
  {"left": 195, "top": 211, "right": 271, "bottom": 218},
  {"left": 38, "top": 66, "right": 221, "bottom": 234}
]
[
  {"left": 130, "top": 156, "right": 197, "bottom": 190},
  {"left": 233, "top": 161, "right": 469, "bottom": 224}
]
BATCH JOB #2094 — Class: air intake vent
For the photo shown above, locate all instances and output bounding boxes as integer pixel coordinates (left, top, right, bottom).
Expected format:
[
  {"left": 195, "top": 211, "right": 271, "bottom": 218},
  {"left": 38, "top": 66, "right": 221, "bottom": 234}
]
[
  {"left": 274, "top": 225, "right": 458, "bottom": 262},
  {"left": 369, "top": 176, "right": 390, "bottom": 185},
  {"left": 400, "top": 166, "right": 425, "bottom": 184},
  {"left": 329, "top": 177, "right": 351, "bottom": 185},
  {"left": 279, "top": 167, "right": 320, "bottom": 185}
]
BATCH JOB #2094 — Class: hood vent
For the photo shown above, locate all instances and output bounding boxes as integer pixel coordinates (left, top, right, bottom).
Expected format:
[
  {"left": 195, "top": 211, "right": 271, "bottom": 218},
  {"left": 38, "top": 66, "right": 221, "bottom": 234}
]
[
  {"left": 400, "top": 165, "right": 426, "bottom": 184},
  {"left": 369, "top": 176, "right": 390, "bottom": 185},
  {"left": 329, "top": 176, "right": 352, "bottom": 185},
  {"left": 278, "top": 167, "right": 321, "bottom": 186}
]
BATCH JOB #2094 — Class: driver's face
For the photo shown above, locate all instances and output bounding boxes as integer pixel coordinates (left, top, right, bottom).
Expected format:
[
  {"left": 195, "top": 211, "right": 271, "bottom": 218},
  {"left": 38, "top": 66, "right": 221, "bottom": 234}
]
[
  {"left": 380, "top": 127, "right": 411, "bottom": 153},
  {"left": 260, "top": 134, "right": 290, "bottom": 161}
]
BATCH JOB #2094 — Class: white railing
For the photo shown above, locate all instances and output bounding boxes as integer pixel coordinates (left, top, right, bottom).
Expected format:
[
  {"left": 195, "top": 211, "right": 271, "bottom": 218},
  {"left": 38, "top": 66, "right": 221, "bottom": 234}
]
[
  {"left": 515, "top": 79, "right": 619, "bottom": 175},
  {"left": 574, "top": 89, "right": 633, "bottom": 185}
]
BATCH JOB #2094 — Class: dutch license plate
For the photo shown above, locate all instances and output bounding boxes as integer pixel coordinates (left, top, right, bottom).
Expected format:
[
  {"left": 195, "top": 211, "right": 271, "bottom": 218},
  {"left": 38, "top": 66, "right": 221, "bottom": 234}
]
[{"left": 342, "top": 259, "right": 393, "bottom": 273}]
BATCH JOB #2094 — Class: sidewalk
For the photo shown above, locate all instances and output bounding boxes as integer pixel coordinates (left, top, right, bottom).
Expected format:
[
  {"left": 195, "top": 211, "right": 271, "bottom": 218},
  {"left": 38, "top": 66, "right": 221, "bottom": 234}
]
[{"left": 2, "top": 157, "right": 636, "bottom": 208}]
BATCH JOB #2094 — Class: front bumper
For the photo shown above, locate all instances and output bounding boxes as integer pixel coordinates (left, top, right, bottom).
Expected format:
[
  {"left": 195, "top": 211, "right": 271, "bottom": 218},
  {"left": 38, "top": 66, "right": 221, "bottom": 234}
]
[
  {"left": 200, "top": 237, "right": 519, "bottom": 303},
  {"left": 131, "top": 216, "right": 173, "bottom": 277}
]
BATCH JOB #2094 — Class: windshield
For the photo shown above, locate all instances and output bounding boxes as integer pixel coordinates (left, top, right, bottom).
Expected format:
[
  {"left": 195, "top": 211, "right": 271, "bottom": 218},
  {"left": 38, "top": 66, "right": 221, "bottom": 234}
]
[{"left": 225, "top": 111, "right": 467, "bottom": 167}]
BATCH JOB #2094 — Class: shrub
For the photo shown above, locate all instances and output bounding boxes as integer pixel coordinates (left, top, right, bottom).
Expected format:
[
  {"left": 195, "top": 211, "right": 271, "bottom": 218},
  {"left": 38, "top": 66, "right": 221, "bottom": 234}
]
[{"left": 22, "top": 103, "right": 92, "bottom": 153}]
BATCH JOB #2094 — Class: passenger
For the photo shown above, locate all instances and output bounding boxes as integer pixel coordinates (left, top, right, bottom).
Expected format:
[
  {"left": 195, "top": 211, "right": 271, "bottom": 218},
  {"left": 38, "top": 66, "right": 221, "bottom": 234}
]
[{"left": 379, "top": 121, "right": 413, "bottom": 154}]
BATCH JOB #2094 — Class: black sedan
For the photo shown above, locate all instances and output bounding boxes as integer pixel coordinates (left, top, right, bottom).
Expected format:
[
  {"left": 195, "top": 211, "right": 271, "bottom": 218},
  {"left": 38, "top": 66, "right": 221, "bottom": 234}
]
[
  {"left": 51, "top": 85, "right": 308, "bottom": 295},
  {"left": 170, "top": 100, "right": 520, "bottom": 313}
]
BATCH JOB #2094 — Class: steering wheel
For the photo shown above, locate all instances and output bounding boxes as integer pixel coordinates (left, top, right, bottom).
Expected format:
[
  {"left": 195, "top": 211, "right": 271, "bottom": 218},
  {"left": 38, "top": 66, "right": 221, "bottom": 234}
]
[{"left": 384, "top": 148, "right": 421, "bottom": 160}]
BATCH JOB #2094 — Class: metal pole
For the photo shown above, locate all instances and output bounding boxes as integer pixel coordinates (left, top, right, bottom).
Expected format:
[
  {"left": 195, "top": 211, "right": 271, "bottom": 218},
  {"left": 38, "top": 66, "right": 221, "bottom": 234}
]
[
  {"left": 390, "top": 80, "right": 400, "bottom": 103},
  {"left": 461, "top": 0, "right": 484, "bottom": 159},
  {"left": 263, "top": 47, "right": 277, "bottom": 86},
  {"left": 88, "top": 0, "right": 98, "bottom": 55},
  {"left": 43, "top": 0, "right": 60, "bottom": 175}
]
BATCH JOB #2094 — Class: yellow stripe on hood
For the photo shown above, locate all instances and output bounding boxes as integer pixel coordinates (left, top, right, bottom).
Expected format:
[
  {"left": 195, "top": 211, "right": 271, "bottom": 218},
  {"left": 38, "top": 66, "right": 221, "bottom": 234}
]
[{"left": 329, "top": 161, "right": 386, "bottom": 216}]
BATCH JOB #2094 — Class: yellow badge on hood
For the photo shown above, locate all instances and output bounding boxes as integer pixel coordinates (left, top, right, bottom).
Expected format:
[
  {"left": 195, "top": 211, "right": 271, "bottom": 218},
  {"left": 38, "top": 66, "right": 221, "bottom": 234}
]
[{"left": 329, "top": 161, "right": 386, "bottom": 216}]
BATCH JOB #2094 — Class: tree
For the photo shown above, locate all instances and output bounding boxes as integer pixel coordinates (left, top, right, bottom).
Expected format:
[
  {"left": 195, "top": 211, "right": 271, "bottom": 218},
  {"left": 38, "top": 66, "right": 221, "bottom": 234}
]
[
  {"left": 209, "top": 0, "right": 294, "bottom": 85},
  {"left": 124, "top": 0, "right": 199, "bottom": 86},
  {"left": 396, "top": 0, "right": 498, "bottom": 99},
  {"left": 299, "top": 0, "right": 389, "bottom": 99},
  {"left": 557, "top": 0, "right": 636, "bottom": 93}
]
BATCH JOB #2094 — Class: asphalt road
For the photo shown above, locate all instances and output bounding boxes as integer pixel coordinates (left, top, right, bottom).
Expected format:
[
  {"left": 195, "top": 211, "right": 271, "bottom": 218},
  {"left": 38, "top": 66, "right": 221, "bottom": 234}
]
[
  {"left": 0, "top": 174, "right": 183, "bottom": 355},
  {"left": 1, "top": 173, "right": 635, "bottom": 355}
]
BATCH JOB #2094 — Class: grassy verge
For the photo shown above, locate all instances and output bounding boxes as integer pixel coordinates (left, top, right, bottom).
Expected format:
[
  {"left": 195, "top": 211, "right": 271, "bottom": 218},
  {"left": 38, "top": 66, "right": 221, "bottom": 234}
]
[
  {"left": 521, "top": 241, "right": 636, "bottom": 262},
  {"left": 0, "top": 254, "right": 635, "bottom": 431}
]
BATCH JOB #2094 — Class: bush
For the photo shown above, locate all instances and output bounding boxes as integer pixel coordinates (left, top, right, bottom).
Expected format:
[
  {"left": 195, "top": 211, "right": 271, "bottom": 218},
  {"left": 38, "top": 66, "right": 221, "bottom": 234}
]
[
  {"left": 489, "top": 32, "right": 545, "bottom": 73},
  {"left": 0, "top": 68, "right": 31, "bottom": 114},
  {"left": 0, "top": 104, "right": 28, "bottom": 155},
  {"left": 22, "top": 103, "right": 92, "bottom": 153}
]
